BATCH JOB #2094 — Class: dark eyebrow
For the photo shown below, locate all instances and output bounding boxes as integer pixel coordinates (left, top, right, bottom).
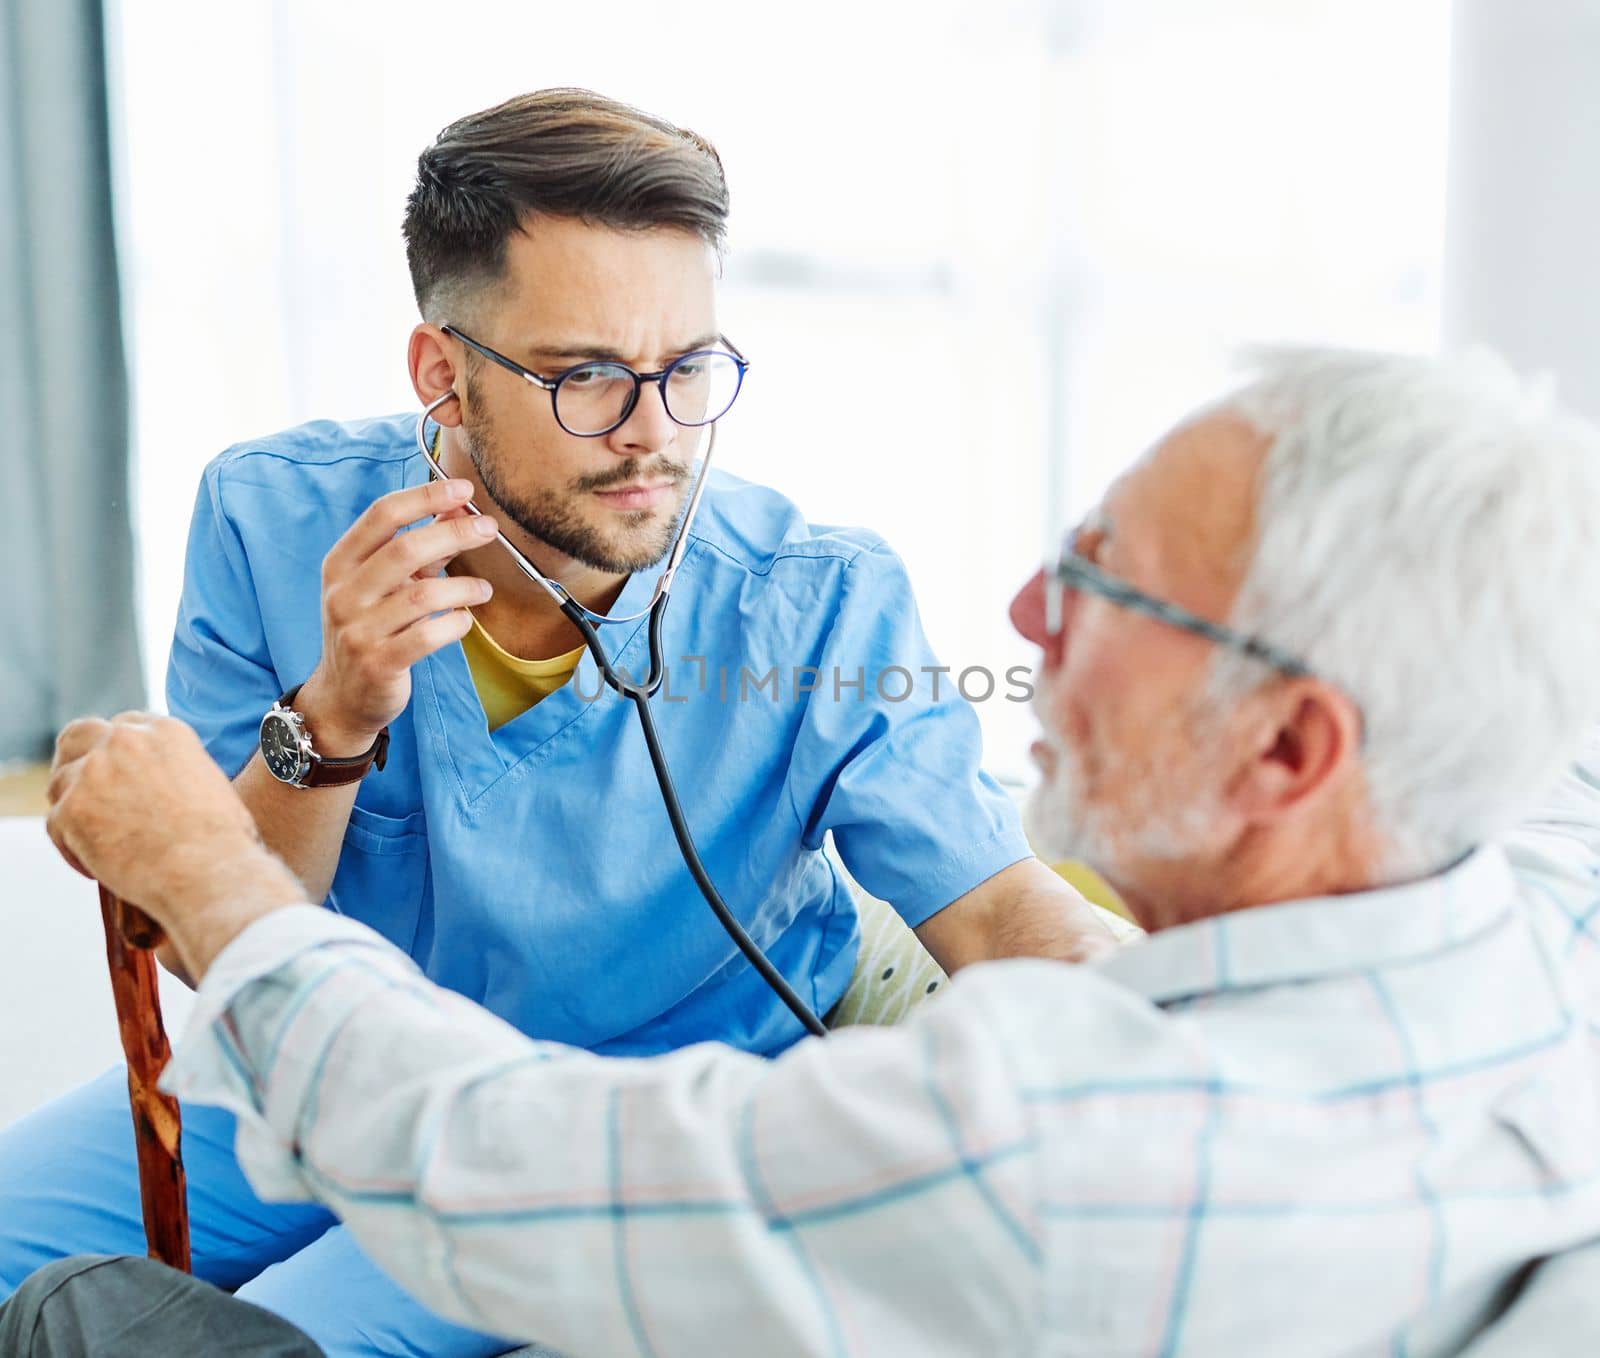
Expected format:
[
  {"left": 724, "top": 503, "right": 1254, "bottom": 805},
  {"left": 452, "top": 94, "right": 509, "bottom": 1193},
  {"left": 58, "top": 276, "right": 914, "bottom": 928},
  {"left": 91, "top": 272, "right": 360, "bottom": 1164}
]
[{"left": 524, "top": 333, "right": 723, "bottom": 365}]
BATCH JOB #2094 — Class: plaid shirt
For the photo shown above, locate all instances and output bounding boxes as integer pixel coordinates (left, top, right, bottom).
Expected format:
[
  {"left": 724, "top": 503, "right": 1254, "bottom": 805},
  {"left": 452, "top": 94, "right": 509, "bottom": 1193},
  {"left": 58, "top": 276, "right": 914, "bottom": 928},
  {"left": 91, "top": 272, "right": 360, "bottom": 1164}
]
[{"left": 166, "top": 736, "right": 1600, "bottom": 1358}]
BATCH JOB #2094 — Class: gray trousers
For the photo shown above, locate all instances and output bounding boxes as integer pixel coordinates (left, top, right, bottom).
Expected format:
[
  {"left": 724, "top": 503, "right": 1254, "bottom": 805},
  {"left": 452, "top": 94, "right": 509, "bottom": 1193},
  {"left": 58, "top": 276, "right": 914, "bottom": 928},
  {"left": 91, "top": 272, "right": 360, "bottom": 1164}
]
[{"left": 0, "top": 1255, "right": 324, "bottom": 1356}]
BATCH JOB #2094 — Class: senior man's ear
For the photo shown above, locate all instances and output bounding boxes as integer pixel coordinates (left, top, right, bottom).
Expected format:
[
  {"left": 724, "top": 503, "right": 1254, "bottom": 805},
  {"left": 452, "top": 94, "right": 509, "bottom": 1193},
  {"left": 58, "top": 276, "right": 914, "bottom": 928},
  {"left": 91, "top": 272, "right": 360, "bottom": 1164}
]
[{"left": 1231, "top": 680, "right": 1363, "bottom": 820}]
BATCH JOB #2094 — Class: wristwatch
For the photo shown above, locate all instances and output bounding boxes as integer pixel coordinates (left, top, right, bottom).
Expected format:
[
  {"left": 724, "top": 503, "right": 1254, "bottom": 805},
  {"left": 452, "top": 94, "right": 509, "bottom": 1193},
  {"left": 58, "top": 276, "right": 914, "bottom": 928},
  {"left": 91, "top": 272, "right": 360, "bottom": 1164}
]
[{"left": 258, "top": 685, "right": 390, "bottom": 789}]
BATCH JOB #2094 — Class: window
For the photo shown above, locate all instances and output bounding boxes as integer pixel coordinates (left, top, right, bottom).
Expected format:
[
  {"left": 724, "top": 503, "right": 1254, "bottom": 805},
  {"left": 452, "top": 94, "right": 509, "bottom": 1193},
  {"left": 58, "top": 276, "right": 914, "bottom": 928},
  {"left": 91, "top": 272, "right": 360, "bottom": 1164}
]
[{"left": 110, "top": 0, "right": 1448, "bottom": 779}]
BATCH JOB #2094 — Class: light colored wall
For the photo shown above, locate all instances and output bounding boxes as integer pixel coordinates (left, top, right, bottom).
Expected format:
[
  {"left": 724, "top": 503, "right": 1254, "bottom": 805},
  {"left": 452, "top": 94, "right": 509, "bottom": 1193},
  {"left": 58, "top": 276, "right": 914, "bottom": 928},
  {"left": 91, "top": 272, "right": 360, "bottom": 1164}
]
[
  {"left": 1, "top": 818, "right": 193, "bottom": 1131},
  {"left": 1445, "top": 0, "right": 1600, "bottom": 419}
]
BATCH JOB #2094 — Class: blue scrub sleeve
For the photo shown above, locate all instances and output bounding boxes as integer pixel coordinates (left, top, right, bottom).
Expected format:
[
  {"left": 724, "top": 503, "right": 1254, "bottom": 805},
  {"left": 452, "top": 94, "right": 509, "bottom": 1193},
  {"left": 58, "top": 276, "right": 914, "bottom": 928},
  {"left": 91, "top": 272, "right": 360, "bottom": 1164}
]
[
  {"left": 165, "top": 465, "right": 284, "bottom": 776},
  {"left": 783, "top": 542, "right": 1030, "bottom": 928}
]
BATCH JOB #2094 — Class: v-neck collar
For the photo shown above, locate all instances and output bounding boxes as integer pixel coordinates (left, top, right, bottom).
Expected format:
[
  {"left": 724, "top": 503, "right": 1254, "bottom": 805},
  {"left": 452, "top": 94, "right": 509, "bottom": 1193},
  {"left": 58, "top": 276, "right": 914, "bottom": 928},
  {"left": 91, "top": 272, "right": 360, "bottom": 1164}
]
[{"left": 412, "top": 538, "right": 685, "bottom": 810}]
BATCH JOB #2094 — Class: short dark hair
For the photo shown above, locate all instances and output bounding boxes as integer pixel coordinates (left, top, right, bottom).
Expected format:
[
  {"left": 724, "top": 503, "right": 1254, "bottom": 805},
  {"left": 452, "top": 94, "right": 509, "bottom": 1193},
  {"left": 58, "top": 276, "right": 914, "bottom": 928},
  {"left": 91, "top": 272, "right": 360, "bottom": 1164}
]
[{"left": 403, "top": 88, "right": 729, "bottom": 320}]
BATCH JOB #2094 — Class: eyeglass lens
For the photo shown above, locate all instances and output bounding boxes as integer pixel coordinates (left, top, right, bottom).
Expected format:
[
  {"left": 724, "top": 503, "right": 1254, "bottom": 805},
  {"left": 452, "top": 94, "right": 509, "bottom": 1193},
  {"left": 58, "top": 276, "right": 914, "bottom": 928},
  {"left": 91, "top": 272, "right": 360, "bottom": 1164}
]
[{"left": 556, "top": 351, "right": 743, "bottom": 435}]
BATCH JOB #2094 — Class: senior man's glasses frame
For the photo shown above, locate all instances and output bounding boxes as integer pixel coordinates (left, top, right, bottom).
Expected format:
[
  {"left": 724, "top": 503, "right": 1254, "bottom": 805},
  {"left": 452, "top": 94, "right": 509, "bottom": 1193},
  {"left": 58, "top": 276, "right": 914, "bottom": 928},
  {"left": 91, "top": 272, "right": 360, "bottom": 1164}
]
[
  {"left": 442, "top": 324, "right": 749, "bottom": 438},
  {"left": 1047, "top": 526, "right": 1316, "bottom": 679}
]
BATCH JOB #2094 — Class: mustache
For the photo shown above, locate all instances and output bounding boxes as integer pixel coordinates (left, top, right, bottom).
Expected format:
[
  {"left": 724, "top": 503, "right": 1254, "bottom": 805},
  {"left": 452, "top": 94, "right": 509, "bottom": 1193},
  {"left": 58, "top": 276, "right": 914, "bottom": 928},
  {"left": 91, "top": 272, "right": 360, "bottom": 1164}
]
[{"left": 573, "top": 459, "right": 692, "bottom": 493}]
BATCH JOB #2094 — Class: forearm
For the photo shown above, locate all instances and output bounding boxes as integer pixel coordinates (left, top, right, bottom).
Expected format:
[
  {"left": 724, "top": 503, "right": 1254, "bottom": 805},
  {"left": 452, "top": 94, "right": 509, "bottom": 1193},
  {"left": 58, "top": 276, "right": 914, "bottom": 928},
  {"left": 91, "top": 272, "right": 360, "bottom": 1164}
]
[
  {"left": 164, "top": 920, "right": 815, "bottom": 1349},
  {"left": 232, "top": 754, "right": 358, "bottom": 905},
  {"left": 158, "top": 750, "right": 333, "bottom": 985},
  {"left": 152, "top": 846, "right": 302, "bottom": 987},
  {"left": 149, "top": 844, "right": 307, "bottom": 982},
  {"left": 164, "top": 913, "right": 1036, "bottom": 1354},
  {"left": 158, "top": 751, "right": 355, "bottom": 982},
  {"left": 916, "top": 857, "right": 1135, "bottom": 972},
  {"left": 992, "top": 888, "right": 1136, "bottom": 964}
]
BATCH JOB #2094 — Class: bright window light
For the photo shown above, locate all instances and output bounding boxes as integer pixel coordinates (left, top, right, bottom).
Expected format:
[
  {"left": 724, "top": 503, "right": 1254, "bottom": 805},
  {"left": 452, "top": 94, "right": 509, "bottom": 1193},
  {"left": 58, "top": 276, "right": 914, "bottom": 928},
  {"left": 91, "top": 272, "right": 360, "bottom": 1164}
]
[{"left": 109, "top": 0, "right": 1449, "bottom": 780}]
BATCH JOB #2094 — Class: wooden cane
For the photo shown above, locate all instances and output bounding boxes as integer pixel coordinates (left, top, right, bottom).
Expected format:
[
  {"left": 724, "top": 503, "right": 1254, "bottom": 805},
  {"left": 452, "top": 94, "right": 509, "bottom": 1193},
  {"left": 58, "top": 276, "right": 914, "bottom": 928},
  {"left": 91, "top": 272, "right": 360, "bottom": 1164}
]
[{"left": 99, "top": 884, "right": 192, "bottom": 1273}]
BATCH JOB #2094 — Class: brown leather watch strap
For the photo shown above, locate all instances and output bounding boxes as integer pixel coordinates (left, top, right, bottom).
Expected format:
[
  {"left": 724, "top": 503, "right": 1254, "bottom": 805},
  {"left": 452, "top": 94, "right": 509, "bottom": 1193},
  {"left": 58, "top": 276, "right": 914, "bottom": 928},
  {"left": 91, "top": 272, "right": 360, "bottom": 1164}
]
[{"left": 279, "top": 685, "right": 390, "bottom": 788}]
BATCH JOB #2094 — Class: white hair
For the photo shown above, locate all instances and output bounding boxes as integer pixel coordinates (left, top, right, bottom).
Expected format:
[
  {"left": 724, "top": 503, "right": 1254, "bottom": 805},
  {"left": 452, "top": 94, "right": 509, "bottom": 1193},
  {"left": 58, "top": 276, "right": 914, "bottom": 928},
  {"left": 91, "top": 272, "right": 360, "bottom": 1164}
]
[{"left": 1213, "top": 345, "right": 1600, "bottom": 877}]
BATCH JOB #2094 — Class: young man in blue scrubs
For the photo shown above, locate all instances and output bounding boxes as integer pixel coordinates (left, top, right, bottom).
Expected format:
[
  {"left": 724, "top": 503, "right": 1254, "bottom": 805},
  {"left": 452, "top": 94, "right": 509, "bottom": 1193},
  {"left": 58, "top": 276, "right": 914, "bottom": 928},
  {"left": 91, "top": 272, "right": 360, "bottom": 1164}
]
[{"left": 0, "top": 89, "right": 1109, "bottom": 1356}]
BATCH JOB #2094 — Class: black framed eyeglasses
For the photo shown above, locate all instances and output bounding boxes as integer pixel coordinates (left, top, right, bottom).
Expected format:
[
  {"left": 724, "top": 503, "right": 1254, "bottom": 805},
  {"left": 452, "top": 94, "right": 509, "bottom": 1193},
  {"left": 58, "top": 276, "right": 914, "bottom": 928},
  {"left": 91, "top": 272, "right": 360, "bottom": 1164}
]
[
  {"left": 442, "top": 325, "right": 749, "bottom": 438},
  {"left": 1048, "top": 527, "right": 1315, "bottom": 679}
]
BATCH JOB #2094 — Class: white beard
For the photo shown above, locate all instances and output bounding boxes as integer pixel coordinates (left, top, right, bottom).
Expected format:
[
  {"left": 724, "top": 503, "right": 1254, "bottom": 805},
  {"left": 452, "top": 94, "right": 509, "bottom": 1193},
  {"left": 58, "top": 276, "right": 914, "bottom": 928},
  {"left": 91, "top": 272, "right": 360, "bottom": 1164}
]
[
  {"left": 1022, "top": 737, "right": 1094, "bottom": 864},
  {"left": 1023, "top": 724, "right": 1225, "bottom": 874}
]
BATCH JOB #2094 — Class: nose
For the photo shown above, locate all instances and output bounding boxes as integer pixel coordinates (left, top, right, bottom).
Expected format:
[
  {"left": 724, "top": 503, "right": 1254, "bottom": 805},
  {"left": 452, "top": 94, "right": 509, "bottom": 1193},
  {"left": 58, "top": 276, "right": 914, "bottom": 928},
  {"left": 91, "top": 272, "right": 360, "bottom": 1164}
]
[
  {"left": 605, "top": 378, "right": 677, "bottom": 458},
  {"left": 1010, "top": 568, "right": 1065, "bottom": 667},
  {"left": 1010, "top": 568, "right": 1049, "bottom": 643}
]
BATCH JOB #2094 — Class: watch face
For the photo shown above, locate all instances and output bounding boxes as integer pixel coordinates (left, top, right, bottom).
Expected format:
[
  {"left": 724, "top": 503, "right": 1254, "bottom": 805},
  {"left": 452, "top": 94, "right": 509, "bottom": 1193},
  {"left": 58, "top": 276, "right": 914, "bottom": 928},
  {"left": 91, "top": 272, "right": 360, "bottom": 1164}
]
[{"left": 261, "top": 712, "right": 307, "bottom": 783}]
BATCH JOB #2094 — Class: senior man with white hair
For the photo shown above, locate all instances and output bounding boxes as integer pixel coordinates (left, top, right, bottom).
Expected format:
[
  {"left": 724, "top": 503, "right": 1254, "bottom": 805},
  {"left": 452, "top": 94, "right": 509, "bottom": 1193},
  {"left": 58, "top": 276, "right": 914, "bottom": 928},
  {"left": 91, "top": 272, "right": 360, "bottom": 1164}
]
[{"left": 12, "top": 346, "right": 1600, "bottom": 1357}]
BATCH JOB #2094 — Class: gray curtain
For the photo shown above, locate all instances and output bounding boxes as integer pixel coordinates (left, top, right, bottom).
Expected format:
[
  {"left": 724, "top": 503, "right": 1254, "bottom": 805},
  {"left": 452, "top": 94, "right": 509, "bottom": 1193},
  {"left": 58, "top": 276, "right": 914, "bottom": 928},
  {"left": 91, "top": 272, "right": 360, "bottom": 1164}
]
[{"left": 0, "top": 0, "right": 143, "bottom": 761}]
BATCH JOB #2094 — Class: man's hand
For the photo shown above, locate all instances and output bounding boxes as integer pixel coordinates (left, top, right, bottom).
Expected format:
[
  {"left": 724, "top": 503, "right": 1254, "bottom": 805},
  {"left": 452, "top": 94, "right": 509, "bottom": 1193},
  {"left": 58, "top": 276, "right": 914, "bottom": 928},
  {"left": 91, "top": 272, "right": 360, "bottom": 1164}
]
[
  {"left": 295, "top": 478, "right": 499, "bottom": 752},
  {"left": 47, "top": 714, "right": 306, "bottom": 981}
]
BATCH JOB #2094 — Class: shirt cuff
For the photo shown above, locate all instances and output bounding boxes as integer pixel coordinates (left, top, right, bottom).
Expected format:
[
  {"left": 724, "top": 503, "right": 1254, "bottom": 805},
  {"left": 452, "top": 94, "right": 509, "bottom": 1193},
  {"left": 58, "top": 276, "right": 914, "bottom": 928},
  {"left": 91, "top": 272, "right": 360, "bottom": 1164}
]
[{"left": 188, "top": 903, "right": 395, "bottom": 1002}]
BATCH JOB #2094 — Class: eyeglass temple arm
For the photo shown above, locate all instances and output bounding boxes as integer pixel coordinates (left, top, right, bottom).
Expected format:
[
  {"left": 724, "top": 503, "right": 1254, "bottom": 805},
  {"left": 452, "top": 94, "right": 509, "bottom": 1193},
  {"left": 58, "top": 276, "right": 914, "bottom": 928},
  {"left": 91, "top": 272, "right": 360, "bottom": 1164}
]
[
  {"left": 1053, "top": 557, "right": 1313, "bottom": 679},
  {"left": 441, "top": 326, "right": 556, "bottom": 390}
]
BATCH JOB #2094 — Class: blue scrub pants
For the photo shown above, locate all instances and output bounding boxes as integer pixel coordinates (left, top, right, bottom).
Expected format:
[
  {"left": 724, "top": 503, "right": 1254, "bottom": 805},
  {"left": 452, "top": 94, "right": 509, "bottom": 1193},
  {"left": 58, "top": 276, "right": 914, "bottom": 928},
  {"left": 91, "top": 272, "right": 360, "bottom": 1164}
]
[{"left": 0, "top": 1067, "right": 521, "bottom": 1357}]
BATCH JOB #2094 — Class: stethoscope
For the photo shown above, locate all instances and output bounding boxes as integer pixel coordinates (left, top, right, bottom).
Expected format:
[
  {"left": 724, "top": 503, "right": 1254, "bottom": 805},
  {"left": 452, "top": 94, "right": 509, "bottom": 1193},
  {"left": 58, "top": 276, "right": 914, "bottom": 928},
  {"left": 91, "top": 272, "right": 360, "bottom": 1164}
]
[{"left": 416, "top": 391, "right": 828, "bottom": 1038}]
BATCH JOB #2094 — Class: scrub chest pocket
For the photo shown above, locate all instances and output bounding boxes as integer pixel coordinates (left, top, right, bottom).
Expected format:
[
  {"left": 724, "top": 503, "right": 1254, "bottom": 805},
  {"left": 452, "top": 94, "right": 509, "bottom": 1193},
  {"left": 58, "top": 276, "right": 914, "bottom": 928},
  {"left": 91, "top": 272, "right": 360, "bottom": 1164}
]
[{"left": 334, "top": 804, "right": 430, "bottom": 953}]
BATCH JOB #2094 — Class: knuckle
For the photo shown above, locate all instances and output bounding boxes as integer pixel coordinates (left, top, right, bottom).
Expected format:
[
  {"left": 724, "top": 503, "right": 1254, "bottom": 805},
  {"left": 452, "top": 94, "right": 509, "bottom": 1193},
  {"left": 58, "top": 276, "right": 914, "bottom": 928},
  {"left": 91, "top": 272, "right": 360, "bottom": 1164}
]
[
  {"left": 371, "top": 488, "right": 405, "bottom": 522},
  {"left": 56, "top": 716, "right": 96, "bottom": 747},
  {"left": 339, "top": 633, "right": 368, "bottom": 669},
  {"left": 390, "top": 536, "right": 422, "bottom": 575},
  {"left": 380, "top": 485, "right": 426, "bottom": 526}
]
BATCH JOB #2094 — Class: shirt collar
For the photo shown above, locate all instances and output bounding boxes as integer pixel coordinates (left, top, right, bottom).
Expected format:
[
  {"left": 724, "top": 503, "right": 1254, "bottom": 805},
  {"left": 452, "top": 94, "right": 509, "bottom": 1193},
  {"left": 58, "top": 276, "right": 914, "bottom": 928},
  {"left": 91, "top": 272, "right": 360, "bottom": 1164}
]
[{"left": 1094, "top": 846, "right": 1519, "bottom": 1006}]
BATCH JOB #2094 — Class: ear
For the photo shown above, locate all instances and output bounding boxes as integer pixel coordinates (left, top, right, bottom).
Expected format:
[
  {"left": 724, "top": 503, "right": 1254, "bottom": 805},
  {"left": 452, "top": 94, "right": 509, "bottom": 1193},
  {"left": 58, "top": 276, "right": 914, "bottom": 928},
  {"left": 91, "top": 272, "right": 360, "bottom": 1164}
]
[
  {"left": 1226, "top": 680, "right": 1362, "bottom": 823},
  {"left": 408, "top": 324, "right": 465, "bottom": 426}
]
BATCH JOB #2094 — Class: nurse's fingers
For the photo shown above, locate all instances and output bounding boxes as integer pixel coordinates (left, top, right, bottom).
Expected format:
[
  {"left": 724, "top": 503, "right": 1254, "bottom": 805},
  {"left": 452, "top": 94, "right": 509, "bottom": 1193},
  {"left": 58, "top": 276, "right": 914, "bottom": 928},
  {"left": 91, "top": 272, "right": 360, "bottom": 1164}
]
[
  {"left": 357, "top": 512, "right": 500, "bottom": 600},
  {"left": 407, "top": 504, "right": 478, "bottom": 578},
  {"left": 382, "top": 606, "right": 477, "bottom": 672},
  {"left": 407, "top": 512, "right": 500, "bottom": 582},
  {"left": 327, "top": 514, "right": 498, "bottom": 629},
  {"left": 354, "top": 573, "right": 493, "bottom": 645},
  {"left": 323, "top": 479, "right": 476, "bottom": 581}
]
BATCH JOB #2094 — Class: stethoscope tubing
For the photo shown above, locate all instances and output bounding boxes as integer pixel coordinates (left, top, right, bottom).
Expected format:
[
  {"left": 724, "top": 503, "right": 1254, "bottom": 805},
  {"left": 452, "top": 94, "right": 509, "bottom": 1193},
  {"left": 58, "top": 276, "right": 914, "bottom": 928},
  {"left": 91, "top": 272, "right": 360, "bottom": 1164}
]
[{"left": 414, "top": 394, "right": 828, "bottom": 1039}]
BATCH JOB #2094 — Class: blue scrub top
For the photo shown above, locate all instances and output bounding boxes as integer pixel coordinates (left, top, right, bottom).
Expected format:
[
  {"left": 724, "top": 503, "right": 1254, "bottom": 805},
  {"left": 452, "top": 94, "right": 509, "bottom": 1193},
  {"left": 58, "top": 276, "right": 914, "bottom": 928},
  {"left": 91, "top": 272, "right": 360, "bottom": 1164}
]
[{"left": 167, "top": 414, "right": 1029, "bottom": 1055}]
